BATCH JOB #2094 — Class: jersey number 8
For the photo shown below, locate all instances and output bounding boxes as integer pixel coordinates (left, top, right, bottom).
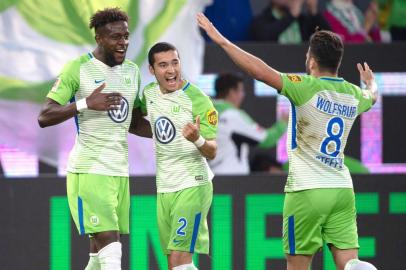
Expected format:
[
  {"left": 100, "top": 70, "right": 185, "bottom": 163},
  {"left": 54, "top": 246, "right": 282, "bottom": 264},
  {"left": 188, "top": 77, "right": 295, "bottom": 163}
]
[{"left": 320, "top": 117, "right": 344, "bottom": 157}]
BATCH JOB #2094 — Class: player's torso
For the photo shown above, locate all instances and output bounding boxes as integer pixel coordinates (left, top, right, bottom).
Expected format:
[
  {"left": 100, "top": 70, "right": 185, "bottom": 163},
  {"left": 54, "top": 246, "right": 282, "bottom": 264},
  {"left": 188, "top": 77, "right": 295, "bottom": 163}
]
[
  {"left": 143, "top": 83, "right": 212, "bottom": 192},
  {"left": 68, "top": 57, "right": 139, "bottom": 176},
  {"left": 286, "top": 79, "right": 359, "bottom": 191}
]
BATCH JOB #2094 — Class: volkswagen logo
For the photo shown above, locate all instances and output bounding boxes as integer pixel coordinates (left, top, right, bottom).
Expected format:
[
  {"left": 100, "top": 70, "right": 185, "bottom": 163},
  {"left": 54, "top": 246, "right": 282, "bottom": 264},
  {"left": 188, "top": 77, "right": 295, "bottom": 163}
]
[
  {"left": 108, "top": 97, "right": 129, "bottom": 123},
  {"left": 154, "top": 117, "right": 176, "bottom": 144}
]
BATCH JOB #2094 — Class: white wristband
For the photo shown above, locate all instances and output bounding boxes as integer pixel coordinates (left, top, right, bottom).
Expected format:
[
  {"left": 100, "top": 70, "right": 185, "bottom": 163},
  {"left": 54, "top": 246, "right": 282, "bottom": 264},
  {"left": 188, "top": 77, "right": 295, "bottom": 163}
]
[
  {"left": 193, "top": 135, "right": 206, "bottom": 148},
  {"left": 76, "top": 98, "right": 88, "bottom": 112}
]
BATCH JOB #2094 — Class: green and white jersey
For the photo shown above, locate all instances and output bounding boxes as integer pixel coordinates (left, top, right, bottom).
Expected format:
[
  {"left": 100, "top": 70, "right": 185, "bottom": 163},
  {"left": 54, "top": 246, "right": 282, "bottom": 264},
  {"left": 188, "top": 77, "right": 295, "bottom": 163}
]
[
  {"left": 280, "top": 74, "right": 373, "bottom": 192},
  {"left": 47, "top": 53, "right": 141, "bottom": 177},
  {"left": 138, "top": 81, "right": 218, "bottom": 193}
]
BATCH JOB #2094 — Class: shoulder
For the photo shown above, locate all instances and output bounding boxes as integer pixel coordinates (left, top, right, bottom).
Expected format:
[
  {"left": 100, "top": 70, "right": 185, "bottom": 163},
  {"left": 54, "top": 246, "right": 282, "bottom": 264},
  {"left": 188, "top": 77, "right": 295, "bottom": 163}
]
[
  {"left": 61, "top": 54, "right": 91, "bottom": 74},
  {"left": 142, "top": 82, "right": 159, "bottom": 95},
  {"left": 123, "top": 59, "right": 139, "bottom": 70},
  {"left": 184, "top": 82, "right": 210, "bottom": 101}
]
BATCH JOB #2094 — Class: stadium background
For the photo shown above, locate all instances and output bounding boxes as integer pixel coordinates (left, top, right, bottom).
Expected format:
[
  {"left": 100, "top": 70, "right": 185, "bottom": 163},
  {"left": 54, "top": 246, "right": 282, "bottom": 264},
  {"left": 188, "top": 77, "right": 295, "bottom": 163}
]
[{"left": 1, "top": 0, "right": 405, "bottom": 269}]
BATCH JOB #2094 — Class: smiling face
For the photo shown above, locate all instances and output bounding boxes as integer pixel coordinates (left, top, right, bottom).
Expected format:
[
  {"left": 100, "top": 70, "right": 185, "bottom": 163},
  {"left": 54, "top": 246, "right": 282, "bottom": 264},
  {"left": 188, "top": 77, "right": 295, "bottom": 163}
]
[
  {"left": 149, "top": 50, "right": 183, "bottom": 93},
  {"left": 96, "top": 20, "right": 129, "bottom": 66}
]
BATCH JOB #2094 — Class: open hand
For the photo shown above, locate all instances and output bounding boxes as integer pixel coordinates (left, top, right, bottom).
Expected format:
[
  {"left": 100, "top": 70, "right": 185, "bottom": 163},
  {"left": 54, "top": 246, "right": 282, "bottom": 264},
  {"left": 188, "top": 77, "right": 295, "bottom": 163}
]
[
  {"left": 182, "top": 115, "right": 200, "bottom": 142},
  {"left": 196, "top": 13, "right": 227, "bottom": 46},
  {"left": 357, "top": 62, "right": 375, "bottom": 86},
  {"left": 86, "top": 83, "right": 122, "bottom": 111}
]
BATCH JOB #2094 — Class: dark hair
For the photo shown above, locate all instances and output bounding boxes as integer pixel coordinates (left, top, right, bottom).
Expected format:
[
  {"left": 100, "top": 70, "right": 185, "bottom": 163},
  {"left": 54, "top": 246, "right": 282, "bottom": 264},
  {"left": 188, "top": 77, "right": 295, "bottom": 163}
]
[
  {"left": 148, "top": 42, "right": 178, "bottom": 66},
  {"left": 89, "top": 7, "right": 129, "bottom": 31},
  {"left": 215, "top": 73, "right": 244, "bottom": 98},
  {"left": 309, "top": 30, "right": 344, "bottom": 74}
]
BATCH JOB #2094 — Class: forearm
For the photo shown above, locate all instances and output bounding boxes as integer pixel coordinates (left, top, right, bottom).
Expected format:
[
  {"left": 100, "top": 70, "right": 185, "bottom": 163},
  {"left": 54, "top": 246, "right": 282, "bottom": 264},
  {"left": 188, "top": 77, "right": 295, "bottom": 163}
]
[
  {"left": 129, "top": 118, "right": 152, "bottom": 138},
  {"left": 219, "top": 40, "right": 282, "bottom": 90},
  {"left": 365, "top": 81, "right": 378, "bottom": 105},
  {"left": 197, "top": 139, "right": 217, "bottom": 160},
  {"left": 38, "top": 100, "right": 78, "bottom": 128}
]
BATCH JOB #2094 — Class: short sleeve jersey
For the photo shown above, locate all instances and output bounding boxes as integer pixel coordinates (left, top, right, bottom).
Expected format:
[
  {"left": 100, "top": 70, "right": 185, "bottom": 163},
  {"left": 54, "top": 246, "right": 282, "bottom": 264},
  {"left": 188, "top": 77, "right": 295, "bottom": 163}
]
[
  {"left": 280, "top": 74, "right": 373, "bottom": 192},
  {"left": 137, "top": 81, "right": 218, "bottom": 193},
  {"left": 47, "top": 53, "right": 141, "bottom": 176}
]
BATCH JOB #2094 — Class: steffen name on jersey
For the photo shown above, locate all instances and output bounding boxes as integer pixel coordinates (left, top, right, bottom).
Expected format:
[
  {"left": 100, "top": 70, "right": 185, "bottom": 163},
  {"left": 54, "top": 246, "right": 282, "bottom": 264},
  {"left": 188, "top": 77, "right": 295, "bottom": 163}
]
[{"left": 316, "top": 96, "right": 357, "bottom": 118}]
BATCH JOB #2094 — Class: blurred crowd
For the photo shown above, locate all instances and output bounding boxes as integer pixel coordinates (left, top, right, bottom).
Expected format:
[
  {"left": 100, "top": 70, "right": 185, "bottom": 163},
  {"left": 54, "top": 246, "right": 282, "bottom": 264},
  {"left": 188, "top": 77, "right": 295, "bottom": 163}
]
[{"left": 204, "top": 0, "right": 406, "bottom": 43}]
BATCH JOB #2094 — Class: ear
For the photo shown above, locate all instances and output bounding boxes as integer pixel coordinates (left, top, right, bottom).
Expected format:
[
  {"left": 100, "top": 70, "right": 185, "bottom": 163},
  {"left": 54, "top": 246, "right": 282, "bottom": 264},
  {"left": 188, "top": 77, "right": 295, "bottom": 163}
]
[
  {"left": 149, "top": 65, "right": 155, "bottom": 75},
  {"left": 95, "top": 34, "right": 101, "bottom": 45},
  {"left": 309, "top": 57, "right": 317, "bottom": 71}
]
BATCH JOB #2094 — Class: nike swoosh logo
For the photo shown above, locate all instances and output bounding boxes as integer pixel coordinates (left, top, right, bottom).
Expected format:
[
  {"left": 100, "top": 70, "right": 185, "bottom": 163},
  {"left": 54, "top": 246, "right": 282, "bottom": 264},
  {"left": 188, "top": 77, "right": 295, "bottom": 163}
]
[
  {"left": 95, "top": 79, "right": 105, "bottom": 83},
  {"left": 173, "top": 239, "right": 182, "bottom": 244}
]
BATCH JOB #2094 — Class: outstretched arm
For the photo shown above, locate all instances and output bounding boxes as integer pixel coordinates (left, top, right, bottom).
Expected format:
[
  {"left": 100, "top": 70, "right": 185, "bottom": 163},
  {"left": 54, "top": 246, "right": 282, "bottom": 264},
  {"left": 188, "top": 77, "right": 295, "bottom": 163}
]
[
  {"left": 357, "top": 62, "right": 378, "bottom": 105},
  {"left": 183, "top": 115, "right": 217, "bottom": 160},
  {"left": 129, "top": 107, "right": 152, "bottom": 138},
  {"left": 38, "top": 83, "right": 122, "bottom": 128},
  {"left": 197, "top": 13, "right": 283, "bottom": 91}
]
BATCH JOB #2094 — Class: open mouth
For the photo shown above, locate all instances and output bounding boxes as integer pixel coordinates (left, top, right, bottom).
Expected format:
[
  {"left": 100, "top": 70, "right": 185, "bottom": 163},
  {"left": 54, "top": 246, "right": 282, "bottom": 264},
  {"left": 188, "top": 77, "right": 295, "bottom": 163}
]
[
  {"left": 166, "top": 75, "right": 177, "bottom": 87},
  {"left": 115, "top": 49, "right": 126, "bottom": 57}
]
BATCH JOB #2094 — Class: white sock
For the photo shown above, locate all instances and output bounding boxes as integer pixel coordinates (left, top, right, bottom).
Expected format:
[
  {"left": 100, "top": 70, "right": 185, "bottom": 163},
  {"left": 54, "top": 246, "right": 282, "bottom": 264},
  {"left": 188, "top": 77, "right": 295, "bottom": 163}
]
[
  {"left": 172, "top": 262, "right": 198, "bottom": 270},
  {"left": 98, "top": 242, "right": 122, "bottom": 270},
  {"left": 84, "top": 253, "right": 100, "bottom": 270},
  {"left": 344, "top": 259, "right": 377, "bottom": 270}
]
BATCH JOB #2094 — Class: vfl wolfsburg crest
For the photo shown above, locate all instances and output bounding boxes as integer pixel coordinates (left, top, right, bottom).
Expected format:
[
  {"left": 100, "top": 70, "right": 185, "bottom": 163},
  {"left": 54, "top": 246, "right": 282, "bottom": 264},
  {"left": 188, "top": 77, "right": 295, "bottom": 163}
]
[
  {"left": 108, "top": 97, "right": 129, "bottom": 123},
  {"left": 154, "top": 116, "right": 176, "bottom": 144}
]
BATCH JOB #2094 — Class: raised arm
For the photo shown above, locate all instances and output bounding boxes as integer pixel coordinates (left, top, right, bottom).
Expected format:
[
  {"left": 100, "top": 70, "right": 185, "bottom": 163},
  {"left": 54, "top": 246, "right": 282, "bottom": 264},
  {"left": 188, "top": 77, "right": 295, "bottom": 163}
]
[
  {"left": 38, "top": 83, "right": 122, "bottom": 128},
  {"left": 197, "top": 12, "right": 283, "bottom": 91},
  {"left": 357, "top": 62, "right": 378, "bottom": 105}
]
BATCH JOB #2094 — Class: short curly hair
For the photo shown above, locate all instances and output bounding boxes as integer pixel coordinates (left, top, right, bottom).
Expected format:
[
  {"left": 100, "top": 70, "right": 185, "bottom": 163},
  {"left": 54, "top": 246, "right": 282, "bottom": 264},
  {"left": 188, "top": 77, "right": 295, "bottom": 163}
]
[
  {"left": 309, "top": 30, "right": 344, "bottom": 74},
  {"left": 89, "top": 7, "right": 129, "bottom": 31}
]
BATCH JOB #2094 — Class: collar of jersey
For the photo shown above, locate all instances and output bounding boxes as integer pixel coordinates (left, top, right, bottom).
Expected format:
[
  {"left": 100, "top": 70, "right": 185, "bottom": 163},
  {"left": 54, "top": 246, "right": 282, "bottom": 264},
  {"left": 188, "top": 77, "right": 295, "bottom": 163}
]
[
  {"left": 88, "top": 52, "right": 122, "bottom": 70},
  {"left": 319, "top": 76, "right": 344, "bottom": 82}
]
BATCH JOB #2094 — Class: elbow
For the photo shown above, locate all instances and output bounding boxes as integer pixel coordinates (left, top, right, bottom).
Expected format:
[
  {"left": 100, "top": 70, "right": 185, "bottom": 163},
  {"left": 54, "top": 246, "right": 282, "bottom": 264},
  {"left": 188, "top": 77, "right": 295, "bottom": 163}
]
[
  {"left": 206, "top": 147, "right": 217, "bottom": 161},
  {"left": 38, "top": 114, "right": 50, "bottom": 128}
]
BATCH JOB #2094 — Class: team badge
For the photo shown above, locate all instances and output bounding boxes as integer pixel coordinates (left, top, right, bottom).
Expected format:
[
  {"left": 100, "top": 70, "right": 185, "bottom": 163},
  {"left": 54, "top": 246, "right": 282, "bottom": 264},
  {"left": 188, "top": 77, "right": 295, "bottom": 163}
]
[
  {"left": 155, "top": 116, "right": 176, "bottom": 144},
  {"left": 207, "top": 109, "right": 218, "bottom": 126},
  {"left": 287, "top": 74, "right": 302, "bottom": 83},
  {"left": 90, "top": 215, "right": 99, "bottom": 226},
  {"left": 108, "top": 96, "right": 129, "bottom": 123}
]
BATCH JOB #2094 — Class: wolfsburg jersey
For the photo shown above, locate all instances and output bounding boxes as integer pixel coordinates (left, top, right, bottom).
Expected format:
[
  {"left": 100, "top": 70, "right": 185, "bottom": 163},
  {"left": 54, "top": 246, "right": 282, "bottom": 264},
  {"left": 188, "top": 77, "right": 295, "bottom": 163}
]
[
  {"left": 280, "top": 74, "right": 373, "bottom": 192},
  {"left": 138, "top": 81, "right": 218, "bottom": 193},
  {"left": 47, "top": 53, "right": 141, "bottom": 176}
]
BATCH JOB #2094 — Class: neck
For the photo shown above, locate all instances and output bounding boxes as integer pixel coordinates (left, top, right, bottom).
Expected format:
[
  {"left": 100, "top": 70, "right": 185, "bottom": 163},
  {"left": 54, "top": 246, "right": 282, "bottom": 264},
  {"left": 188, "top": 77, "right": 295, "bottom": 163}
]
[
  {"left": 159, "top": 79, "right": 185, "bottom": 94},
  {"left": 311, "top": 70, "right": 338, "bottom": 78},
  {"left": 225, "top": 98, "right": 239, "bottom": 108},
  {"left": 93, "top": 48, "right": 118, "bottom": 67}
]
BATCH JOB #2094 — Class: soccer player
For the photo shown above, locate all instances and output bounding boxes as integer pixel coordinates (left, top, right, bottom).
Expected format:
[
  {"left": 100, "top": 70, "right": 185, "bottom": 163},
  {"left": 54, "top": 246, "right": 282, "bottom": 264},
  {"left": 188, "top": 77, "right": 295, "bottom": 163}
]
[
  {"left": 38, "top": 8, "right": 151, "bottom": 270},
  {"left": 136, "top": 42, "right": 218, "bottom": 270},
  {"left": 197, "top": 13, "right": 378, "bottom": 270}
]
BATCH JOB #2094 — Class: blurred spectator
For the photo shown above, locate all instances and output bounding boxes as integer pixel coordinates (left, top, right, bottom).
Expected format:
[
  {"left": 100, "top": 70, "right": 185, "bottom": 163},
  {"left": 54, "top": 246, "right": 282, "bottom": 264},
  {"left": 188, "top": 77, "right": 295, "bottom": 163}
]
[
  {"left": 323, "top": 0, "right": 381, "bottom": 42},
  {"left": 209, "top": 73, "right": 287, "bottom": 175},
  {"left": 249, "top": 0, "right": 330, "bottom": 43},
  {"left": 250, "top": 152, "right": 284, "bottom": 174},
  {"left": 377, "top": 0, "right": 406, "bottom": 41}
]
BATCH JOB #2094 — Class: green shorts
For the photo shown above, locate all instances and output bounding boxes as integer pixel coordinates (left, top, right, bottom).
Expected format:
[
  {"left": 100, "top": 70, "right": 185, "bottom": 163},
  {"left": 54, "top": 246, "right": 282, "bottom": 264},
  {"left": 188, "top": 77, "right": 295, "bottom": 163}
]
[
  {"left": 283, "top": 188, "right": 359, "bottom": 255},
  {"left": 66, "top": 173, "right": 130, "bottom": 235},
  {"left": 157, "top": 182, "right": 213, "bottom": 255}
]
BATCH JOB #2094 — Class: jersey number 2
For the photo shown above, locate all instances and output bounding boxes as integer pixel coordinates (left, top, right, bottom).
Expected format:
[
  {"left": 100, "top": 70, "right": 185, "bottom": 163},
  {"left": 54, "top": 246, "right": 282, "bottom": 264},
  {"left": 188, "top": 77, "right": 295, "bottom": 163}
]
[
  {"left": 320, "top": 117, "right": 344, "bottom": 157},
  {"left": 176, "top": 218, "right": 187, "bottom": 236}
]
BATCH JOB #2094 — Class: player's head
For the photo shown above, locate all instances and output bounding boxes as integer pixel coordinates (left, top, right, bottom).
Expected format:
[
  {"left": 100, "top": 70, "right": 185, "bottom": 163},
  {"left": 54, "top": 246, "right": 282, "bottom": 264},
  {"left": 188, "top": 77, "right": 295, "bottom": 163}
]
[
  {"left": 306, "top": 30, "right": 344, "bottom": 76},
  {"left": 215, "top": 73, "right": 245, "bottom": 108},
  {"left": 344, "top": 259, "right": 377, "bottom": 270},
  {"left": 90, "top": 8, "right": 129, "bottom": 67},
  {"left": 148, "top": 42, "right": 182, "bottom": 93}
]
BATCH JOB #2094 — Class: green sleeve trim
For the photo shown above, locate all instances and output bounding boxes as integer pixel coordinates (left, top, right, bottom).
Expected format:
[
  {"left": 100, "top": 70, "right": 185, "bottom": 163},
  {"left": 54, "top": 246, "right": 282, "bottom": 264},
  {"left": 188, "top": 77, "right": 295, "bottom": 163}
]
[
  {"left": 46, "top": 56, "right": 85, "bottom": 105},
  {"left": 258, "top": 120, "right": 288, "bottom": 148},
  {"left": 186, "top": 84, "right": 218, "bottom": 139}
]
